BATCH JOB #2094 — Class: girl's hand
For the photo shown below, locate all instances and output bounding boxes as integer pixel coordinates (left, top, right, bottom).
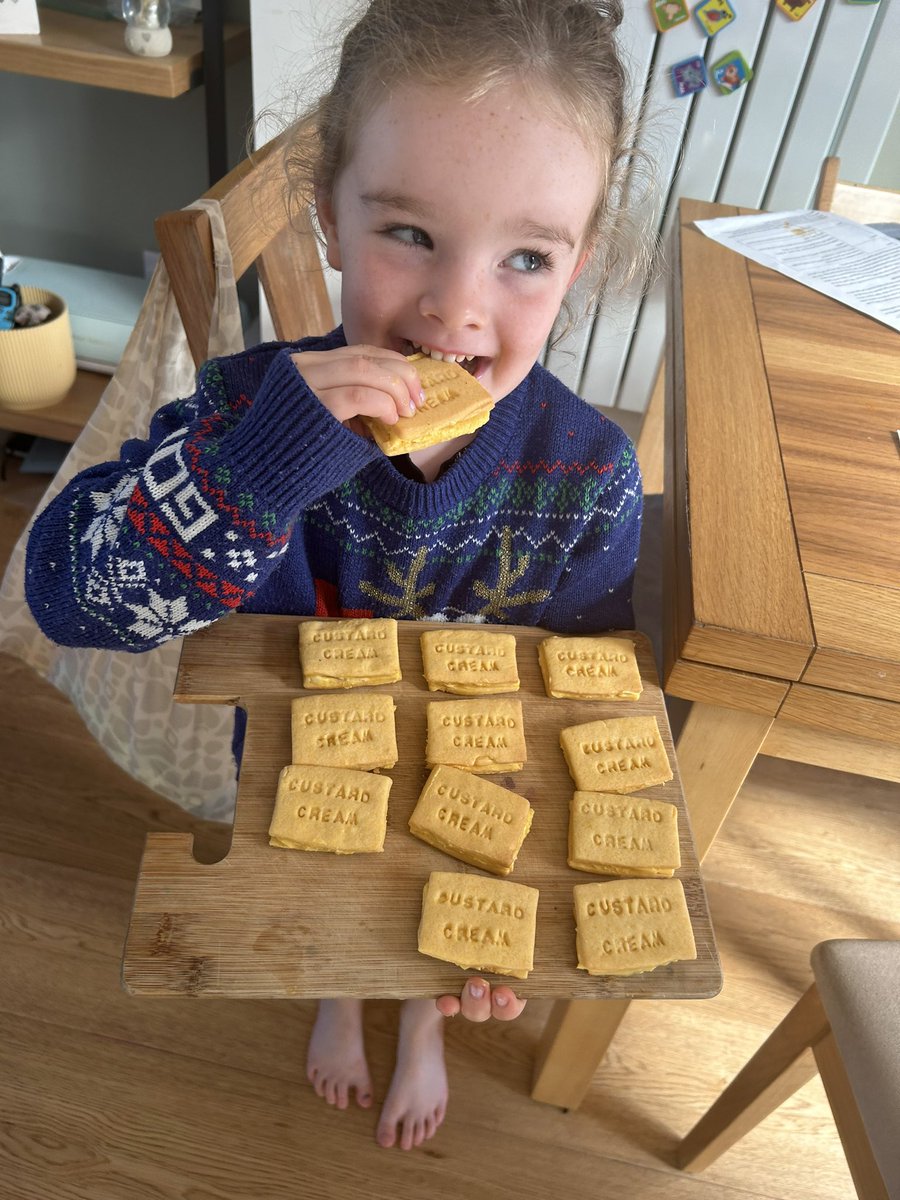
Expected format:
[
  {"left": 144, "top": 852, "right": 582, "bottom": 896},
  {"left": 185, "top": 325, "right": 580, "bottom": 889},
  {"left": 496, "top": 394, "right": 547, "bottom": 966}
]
[
  {"left": 436, "top": 978, "right": 527, "bottom": 1022},
  {"left": 290, "top": 345, "right": 423, "bottom": 437}
]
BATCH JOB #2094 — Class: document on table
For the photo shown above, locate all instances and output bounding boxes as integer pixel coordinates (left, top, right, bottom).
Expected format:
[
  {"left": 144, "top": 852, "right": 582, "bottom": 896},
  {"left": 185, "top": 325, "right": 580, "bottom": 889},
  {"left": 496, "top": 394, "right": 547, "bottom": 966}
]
[{"left": 694, "top": 209, "right": 900, "bottom": 334}]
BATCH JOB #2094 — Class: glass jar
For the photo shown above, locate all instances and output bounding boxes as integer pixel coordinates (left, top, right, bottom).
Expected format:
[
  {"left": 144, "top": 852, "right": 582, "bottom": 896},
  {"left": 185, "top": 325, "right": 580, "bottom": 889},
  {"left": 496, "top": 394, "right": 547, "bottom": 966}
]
[{"left": 122, "top": 0, "right": 173, "bottom": 58}]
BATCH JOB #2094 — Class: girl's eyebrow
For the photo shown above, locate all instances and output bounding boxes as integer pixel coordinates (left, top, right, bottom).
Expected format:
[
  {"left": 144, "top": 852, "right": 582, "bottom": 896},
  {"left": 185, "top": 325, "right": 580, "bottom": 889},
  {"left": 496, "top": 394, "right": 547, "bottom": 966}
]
[
  {"left": 361, "top": 191, "right": 576, "bottom": 250},
  {"left": 515, "top": 221, "right": 577, "bottom": 250},
  {"left": 361, "top": 190, "right": 434, "bottom": 219}
]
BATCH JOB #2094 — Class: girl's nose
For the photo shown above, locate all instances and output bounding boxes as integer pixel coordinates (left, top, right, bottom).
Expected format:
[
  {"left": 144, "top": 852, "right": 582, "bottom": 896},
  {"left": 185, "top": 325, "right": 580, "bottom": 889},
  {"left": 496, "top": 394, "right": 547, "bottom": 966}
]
[{"left": 418, "top": 264, "right": 487, "bottom": 331}]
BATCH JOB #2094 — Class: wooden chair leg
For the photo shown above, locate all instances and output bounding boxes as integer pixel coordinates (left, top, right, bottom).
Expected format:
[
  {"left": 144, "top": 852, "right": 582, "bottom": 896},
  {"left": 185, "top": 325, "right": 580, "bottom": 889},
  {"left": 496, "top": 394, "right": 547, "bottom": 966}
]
[
  {"left": 678, "top": 983, "right": 829, "bottom": 1172},
  {"left": 814, "top": 1031, "right": 891, "bottom": 1200},
  {"left": 531, "top": 998, "right": 631, "bottom": 1109}
]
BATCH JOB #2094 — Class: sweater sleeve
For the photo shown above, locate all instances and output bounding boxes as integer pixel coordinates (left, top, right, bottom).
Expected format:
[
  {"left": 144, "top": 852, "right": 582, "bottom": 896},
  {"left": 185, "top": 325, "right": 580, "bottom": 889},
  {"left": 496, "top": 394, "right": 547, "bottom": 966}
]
[
  {"left": 25, "top": 346, "right": 382, "bottom": 650},
  {"left": 535, "top": 436, "right": 643, "bottom": 634}
]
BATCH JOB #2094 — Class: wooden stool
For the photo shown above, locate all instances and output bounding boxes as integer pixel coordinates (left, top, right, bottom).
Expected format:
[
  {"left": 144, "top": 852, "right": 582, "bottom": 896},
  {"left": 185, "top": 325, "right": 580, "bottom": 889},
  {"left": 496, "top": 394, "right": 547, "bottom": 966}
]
[{"left": 677, "top": 940, "right": 900, "bottom": 1200}]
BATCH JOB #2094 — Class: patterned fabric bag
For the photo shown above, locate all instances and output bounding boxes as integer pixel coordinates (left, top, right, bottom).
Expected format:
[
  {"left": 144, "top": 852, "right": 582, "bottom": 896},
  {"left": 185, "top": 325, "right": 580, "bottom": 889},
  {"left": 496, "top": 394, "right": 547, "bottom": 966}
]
[{"left": 0, "top": 200, "right": 241, "bottom": 821}]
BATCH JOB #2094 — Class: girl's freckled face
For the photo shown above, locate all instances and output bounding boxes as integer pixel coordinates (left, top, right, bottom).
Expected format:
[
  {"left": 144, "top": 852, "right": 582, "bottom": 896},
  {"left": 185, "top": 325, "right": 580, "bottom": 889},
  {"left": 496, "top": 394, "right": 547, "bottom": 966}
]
[{"left": 317, "top": 81, "right": 603, "bottom": 402}]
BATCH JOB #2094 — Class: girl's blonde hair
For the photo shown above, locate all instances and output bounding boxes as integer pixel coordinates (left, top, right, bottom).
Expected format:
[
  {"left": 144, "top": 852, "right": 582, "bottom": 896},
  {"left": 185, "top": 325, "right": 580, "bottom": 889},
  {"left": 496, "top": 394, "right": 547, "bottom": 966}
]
[{"left": 282, "top": 0, "right": 652, "bottom": 333}]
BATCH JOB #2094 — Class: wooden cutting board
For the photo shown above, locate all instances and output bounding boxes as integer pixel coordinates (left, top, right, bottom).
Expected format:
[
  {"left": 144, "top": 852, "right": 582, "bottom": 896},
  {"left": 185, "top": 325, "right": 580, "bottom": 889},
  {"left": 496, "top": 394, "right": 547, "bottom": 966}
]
[{"left": 123, "top": 615, "right": 721, "bottom": 1000}]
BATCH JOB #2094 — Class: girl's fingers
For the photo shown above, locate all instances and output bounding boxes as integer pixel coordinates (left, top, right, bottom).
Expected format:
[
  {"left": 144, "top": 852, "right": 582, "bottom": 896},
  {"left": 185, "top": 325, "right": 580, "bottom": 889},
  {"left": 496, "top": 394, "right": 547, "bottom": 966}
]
[
  {"left": 457, "top": 978, "right": 493, "bottom": 1022},
  {"left": 491, "top": 987, "right": 527, "bottom": 1021},
  {"left": 435, "top": 994, "right": 461, "bottom": 1017},
  {"left": 436, "top": 981, "right": 527, "bottom": 1022},
  {"left": 291, "top": 348, "right": 423, "bottom": 422}
]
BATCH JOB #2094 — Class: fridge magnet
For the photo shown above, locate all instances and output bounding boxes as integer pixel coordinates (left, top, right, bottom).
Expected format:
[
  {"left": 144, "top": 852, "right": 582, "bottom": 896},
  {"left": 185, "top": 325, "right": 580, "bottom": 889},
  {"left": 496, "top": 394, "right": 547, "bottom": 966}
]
[
  {"left": 774, "top": 0, "right": 818, "bottom": 19},
  {"left": 652, "top": 0, "right": 690, "bottom": 31},
  {"left": 694, "top": 0, "right": 736, "bottom": 34},
  {"left": 671, "top": 56, "right": 709, "bottom": 96},
  {"left": 711, "top": 50, "right": 753, "bottom": 92}
]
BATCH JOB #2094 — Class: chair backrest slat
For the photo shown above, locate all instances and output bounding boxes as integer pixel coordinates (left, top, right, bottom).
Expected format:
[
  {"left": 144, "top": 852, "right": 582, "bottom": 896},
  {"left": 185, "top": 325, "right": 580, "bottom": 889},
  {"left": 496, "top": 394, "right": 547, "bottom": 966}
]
[
  {"left": 815, "top": 156, "right": 900, "bottom": 226},
  {"left": 156, "top": 128, "right": 334, "bottom": 368}
]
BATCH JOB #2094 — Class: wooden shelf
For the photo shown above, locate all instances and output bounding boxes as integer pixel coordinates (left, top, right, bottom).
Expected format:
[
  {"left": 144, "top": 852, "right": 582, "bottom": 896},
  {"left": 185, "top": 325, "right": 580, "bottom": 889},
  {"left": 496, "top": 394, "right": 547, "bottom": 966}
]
[
  {"left": 0, "top": 8, "right": 250, "bottom": 98},
  {"left": 0, "top": 369, "right": 107, "bottom": 442}
]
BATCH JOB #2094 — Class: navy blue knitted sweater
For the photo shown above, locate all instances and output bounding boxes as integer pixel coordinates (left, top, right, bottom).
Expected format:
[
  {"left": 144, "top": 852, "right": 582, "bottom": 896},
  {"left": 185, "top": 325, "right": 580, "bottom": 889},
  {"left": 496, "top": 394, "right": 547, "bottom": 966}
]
[{"left": 25, "top": 328, "right": 642, "bottom": 651}]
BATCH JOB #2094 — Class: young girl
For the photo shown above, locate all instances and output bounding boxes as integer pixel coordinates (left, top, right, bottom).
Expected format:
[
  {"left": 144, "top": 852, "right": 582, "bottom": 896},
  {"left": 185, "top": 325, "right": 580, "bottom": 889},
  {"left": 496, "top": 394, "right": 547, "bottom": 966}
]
[{"left": 25, "top": 0, "right": 645, "bottom": 1153}]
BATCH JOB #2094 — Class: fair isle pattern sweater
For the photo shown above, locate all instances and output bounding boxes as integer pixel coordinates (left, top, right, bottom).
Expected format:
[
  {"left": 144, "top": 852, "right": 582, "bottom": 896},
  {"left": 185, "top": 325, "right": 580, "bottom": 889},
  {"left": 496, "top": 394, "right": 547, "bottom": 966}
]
[{"left": 25, "top": 328, "right": 642, "bottom": 655}]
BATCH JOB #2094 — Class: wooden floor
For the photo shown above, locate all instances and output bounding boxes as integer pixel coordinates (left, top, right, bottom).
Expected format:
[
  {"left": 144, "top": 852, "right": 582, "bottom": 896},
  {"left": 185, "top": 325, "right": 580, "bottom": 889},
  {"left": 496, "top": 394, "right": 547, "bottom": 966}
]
[{"left": 3, "top": 459, "right": 899, "bottom": 1199}]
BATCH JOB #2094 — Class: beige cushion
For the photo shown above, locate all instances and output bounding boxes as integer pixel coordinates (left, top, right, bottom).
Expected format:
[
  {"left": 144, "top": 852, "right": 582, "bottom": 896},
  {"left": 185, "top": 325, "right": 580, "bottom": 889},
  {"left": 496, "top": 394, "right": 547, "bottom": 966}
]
[{"left": 811, "top": 939, "right": 900, "bottom": 1194}]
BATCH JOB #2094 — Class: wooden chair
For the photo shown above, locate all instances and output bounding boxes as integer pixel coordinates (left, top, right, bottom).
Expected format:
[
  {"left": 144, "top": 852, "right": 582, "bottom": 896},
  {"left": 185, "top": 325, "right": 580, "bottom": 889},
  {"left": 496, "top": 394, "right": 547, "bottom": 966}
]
[
  {"left": 155, "top": 128, "right": 334, "bottom": 369},
  {"left": 815, "top": 156, "right": 900, "bottom": 225},
  {"left": 677, "top": 940, "right": 900, "bottom": 1200}
]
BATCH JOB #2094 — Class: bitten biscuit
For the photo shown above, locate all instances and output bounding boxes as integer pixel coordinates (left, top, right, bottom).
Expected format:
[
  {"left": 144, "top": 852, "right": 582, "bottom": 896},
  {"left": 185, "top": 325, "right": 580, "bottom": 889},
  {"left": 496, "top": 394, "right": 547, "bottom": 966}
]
[
  {"left": 409, "top": 765, "right": 533, "bottom": 875},
  {"left": 417, "top": 870, "right": 539, "bottom": 979},
  {"left": 298, "top": 618, "right": 401, "bottom": 689},
  {"left": 568, "top": 792, "right": 680, "bottom": 877},
  {"left": 291, "top": 694, "right": 398, "bottom": 771},
  {"left": 420, "top": 629, "right": 519, "bottom": 695},
  {"left": 268, "top": 764, "right": 391, "bottom": 854},
  {"left": 362, "top": 354, "right": 495, "bottom": 456},
  {"left": 539, "top": 635, "right": 643, "bottom": 700},
  {"left": 425, "top": 698, "right": 526, "bottom": 773},
  {"left": 573, "top": 877, "right": 697, "bottom": 976},
  {"left": 560, "top": 715, "right": 672, "bottom": 794}
]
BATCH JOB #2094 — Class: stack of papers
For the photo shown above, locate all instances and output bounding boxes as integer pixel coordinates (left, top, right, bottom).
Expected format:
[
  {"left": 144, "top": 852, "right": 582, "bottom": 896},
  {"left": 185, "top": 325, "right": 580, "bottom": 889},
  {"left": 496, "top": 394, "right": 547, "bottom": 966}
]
[{"left": 694, "top": 210, "right": 900, "bottom": 334}]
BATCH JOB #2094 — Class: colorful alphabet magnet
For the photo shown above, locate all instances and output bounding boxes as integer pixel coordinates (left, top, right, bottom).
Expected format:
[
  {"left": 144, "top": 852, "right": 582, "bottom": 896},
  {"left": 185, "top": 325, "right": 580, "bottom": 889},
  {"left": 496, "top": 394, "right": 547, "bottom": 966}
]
[
  {"left": 652, "top": 0, "right": 690, "bottom": 31},
  {"left": 694, "top": 0, "right": 736, "bottom": 35},
  {"left": 671, "top": 56, "right": 708, "bottom": 96},
  {"left": 711, "top": 50, "right": 752, "bottom": 92},
  {"left": 774, "top": 0, "right": 817, "bottom": 18}
]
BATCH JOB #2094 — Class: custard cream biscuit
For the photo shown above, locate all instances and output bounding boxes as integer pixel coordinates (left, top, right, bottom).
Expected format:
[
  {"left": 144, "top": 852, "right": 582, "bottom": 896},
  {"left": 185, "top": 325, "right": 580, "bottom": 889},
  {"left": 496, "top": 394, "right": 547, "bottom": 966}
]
[
  {"left": 298, "top": 618, "right": 401, "bottom": 689},
  {"left": 268, "top": 764, "right": 391, "bottom": 854},
  {"left": 363, "top": 354, "right": 495, "bottom": 456},
  {"left": 425, "top": 698, "right": 526, "bottom": 774},
  {"left": 560, "top": 715, "right": 672, "bottom": 794},
  {"left": 539, "top": 635, "right": 643, "bottom": 700},
  {"left": 409, "top": 765, "right": 534, "bottom": 875},
  {"left": 573, "top": 877, "right": 696, "bottom": 976},
  {"left": 568, "top": 792, "right": 680, "bottom": 877},
  {"left": 290, "top": 694, "right": 398, "bottom": 771},
  {"left": 417, "top": 870, "right": 539, "bottom": 979},
  {"left": 420, "top": 629, "right": 520, "bottom": 695}
]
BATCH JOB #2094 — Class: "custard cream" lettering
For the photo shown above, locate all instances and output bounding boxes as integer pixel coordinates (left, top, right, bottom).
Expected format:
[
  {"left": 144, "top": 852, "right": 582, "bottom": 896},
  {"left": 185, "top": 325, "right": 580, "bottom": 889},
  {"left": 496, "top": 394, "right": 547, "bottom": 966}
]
[
  {"left": 435, "top": 888, "right": 525, "bottom": 918},
  {"left": 580, "top": 801, "right": 662, "bottom": 821},
  {"left": 584, "top": 893, "right": 673, "bottom": 917}
]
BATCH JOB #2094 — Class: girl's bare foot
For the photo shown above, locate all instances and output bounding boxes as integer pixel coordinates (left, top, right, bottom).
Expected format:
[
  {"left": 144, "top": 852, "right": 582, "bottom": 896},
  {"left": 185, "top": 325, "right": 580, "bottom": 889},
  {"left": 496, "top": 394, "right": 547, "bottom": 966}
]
[
  {"left": 306, "top": 998, "right": 373, "bottom": 1110},
  {"left": 376, "top": 999, "right": 448, "bottom": 1150}
]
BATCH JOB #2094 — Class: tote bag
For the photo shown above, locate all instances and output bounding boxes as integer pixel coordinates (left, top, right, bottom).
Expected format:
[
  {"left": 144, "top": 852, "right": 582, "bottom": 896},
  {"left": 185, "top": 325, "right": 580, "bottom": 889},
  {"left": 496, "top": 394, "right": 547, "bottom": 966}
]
[{"left": 0, "top": 200, "right": 243, "bottom": 822}]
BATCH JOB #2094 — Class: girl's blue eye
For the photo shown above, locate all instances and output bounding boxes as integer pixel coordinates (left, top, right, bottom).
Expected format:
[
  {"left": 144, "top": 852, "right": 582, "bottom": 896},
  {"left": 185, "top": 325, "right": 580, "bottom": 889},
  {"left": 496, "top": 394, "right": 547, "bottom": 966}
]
[
  {"left": 385, "top": 224, "right": 432, "bottom": 248},
  {"left": 506, "top": 249, "right": 552, "bottom": 273}
]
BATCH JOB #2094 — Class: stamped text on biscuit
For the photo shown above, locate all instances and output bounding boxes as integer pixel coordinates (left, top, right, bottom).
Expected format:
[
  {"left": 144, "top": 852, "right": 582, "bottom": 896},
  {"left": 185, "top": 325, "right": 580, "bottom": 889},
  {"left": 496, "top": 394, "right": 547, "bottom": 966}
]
[
  {"left": 298, "top": 705, "right": 387, "bottom": 748},
  {"left": 433, "top": 885, "right": 526, "bottom": 947},
  {"left": 440, "top": 710, "right": 517, "bottom": 751},
  {"left": 581, "top": 731, "right": 657, "bottom": 775},
  {"left": 285, "top": 776, "right": 371, "bottom": 825},
  {"left": 433, "top": 640, "right": 510, "bottom": 676},
  {"left": 555, "top": 646, "right": 630, "bottom": 679},
  {"left": 581, "top": 890, "right": 672, "bottom": 957},
  {"left": 434, "top": 778, "right": 515, "bottom": 839}
]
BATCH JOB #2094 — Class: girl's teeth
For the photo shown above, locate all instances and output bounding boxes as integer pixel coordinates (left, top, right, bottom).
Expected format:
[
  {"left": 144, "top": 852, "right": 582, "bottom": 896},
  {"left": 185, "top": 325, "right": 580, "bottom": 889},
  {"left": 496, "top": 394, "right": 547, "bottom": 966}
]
[{"left": 411, "top": 341, "right": 472, "bottom": 365}]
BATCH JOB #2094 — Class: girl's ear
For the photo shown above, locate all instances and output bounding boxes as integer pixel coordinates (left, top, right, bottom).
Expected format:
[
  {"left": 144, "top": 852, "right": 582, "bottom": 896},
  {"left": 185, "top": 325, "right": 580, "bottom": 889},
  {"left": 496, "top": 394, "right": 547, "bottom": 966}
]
[
  {"left": 315, "top": 186, "right": 343, "bottom": 272},
  {"left": 567, "top": 247, "right": 592, "bottom": 288}
]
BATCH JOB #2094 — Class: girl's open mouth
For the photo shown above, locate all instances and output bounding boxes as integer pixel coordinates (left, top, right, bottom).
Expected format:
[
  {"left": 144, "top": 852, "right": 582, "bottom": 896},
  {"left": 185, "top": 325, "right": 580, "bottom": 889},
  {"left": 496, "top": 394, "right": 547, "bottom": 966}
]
[{"left": 403, "top": 340, "right": 487, "bottom": 378}]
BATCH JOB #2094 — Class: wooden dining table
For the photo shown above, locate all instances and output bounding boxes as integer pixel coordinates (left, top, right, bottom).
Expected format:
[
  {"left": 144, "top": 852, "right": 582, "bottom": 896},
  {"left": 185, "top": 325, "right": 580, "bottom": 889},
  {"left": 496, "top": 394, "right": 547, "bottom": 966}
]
[
  {"left": 665, "top": 198, "right": 900, "bottom": 863},
  {"left": 122, "top": 615, "right": 721, "bottom": 1112}
]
